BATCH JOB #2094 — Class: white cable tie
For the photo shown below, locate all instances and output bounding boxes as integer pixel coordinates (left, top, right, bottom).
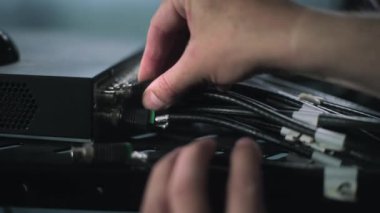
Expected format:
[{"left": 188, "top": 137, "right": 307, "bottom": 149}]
[
  {"left": 312, "top": 151, "right": 342, "bottom": 167},
  {"left": 324, "top": 167, "right": 358, "bottom": 202},
  {"left": 281, "top": 127, "right": 300, "bottom": 142},
  {"left": 280, "top": 127, "right": 300, "bottom": 137},
  {"left": 297, "top": 135, "right": 326, "bottom": 152},
  {"left": 299, "top": 134, "right": 314, "bottom": 144},
  {"left": 299, "top": 103, "right": 324, "bottom": 113},
  {"left": 285, "top": 134, "right": 297, "bottom": 142},
  {"left": 292, "top": 111, "right": 320, "bottom": 126},
  {"left": 309, "top": 143, "right": 326, "bottom": 152},
  {"left": 298, "top": 93, "right": 323, "bottom": 105},
  {"left": 315, "top": 128, "right": 346, "bottom": 151}
]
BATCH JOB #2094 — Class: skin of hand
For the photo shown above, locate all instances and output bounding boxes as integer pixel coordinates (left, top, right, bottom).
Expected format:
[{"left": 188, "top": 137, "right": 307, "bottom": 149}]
[
  {"left": 287, "top": 11, "right": 380, "bottom": 98},
  {"left": 139, "top": 0, "right": 380, "bottom": 109},
  {"left": 140, "top": 137, "right": 264, "bottom": 213},
  {"left": 138, "top": 0, "right": 303, "bottom": 110}
]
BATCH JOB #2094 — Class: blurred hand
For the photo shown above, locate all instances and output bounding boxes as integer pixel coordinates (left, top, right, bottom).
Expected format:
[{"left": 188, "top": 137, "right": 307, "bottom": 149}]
[
  {"left": 139, "top": 0, "right": 303, "bottom": 110},
  {"left": 140, "top": 137, "right": 264, "bottom": 213}
]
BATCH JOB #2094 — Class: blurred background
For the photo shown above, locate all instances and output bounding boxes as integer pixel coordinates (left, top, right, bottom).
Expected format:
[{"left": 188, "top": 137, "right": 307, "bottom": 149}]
[
  {"left": 0, "top": 0, "right": 347, "bottom": 41},
  {"left": 0, "top": 0, "right": 159, "bottom": 40},
  {"left": 0, "top": 0, "right": 376, "bottom": 212}
]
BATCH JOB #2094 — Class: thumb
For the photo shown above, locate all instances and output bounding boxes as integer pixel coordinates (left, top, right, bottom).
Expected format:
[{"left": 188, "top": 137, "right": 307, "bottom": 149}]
[{"left": 142, "top": 45, "right": 206, "bottom": 110}]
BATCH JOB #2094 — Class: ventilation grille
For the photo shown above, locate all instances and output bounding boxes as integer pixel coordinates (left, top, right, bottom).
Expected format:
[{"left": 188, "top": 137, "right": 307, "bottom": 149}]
[{"left": 0, "top": 81, "right": 37, "bottom": 131}]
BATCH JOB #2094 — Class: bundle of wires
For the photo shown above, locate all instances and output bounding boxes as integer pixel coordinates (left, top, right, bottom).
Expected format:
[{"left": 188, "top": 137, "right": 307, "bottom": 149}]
[
  {"left": 149, "top": 82, "right": 380, "bottom": 168},
  {"left": 101, "top": 78, "right": 380, "bottom": 168}
]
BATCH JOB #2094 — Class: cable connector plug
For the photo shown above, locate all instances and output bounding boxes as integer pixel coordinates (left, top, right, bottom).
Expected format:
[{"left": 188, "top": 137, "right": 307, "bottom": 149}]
[
  {"left": 122, "top": 108, "right": 156, "bottom": 130},
  {"left": 96, "top": 80, "right": 152, "bottom": 107}
]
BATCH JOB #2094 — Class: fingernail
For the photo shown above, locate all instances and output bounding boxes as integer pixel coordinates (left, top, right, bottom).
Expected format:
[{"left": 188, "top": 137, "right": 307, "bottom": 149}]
[
  {"left": 193, "top": 135, "right": 218, "bottom": 154},
  {"left": 236, "top": 137, "right": 262, "bottom": 161},
  {"left": 143, "top": 90, "right": 165, "bottom": 110},
  {"left": 197, "top": 138, "right": 217, "bottom": 153},
  {"left": 193, "top": 134, "right": 218, "bottom": 141},
  {"left": 236, "top": 137, "right": 255, "bottom": 146}
]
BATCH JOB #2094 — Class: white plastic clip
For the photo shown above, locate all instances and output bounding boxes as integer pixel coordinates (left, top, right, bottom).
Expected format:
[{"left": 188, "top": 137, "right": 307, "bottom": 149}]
[
  {"left": 312, "top": 151, "right": 342, "bottom": 167},
  {"left": 299, "top": 103, "right": 324, "bottom": 113},
  {"left": 298, "top": 93, "right": 323, "bottom": 105},
  {"left": 324, "top": 167, "right": 358, "bottom": 202},
  {"left": 280, "top": 127, "right": 300, "bottom": 142},
  {"left": 315, "top": 128, "right": 346, "bottom": 151},
  {"left": 299, "top": 134, "right": 314, "bottom": 144},
  {"left": 292, "top": 111, "right": 320, "bottom": 126}
]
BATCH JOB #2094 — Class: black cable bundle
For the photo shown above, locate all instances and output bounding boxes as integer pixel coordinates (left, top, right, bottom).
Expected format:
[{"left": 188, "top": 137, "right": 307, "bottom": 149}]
[
  {"left": 147, "top": 81, "right": 380, "bottom": 168},
  {"left": 114, "top": 79, "right": 380, "bottom": 167}
]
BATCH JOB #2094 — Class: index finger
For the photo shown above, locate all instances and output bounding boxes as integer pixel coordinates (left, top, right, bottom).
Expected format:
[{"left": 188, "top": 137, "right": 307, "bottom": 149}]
[
  {"left": 168, "top": 138, "right": 217, "bottom": 213},
  {"left": 227, "top": 137, "right": 264, "bottom": 213},
  {"left": 140, "top": 148, "right": 181, "bottom": 213},
  {"left": 138, "top": 0, "right": 187, "bottom": 82}
]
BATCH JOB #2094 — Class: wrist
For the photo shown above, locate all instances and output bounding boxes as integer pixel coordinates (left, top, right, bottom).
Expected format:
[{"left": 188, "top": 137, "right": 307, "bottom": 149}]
[
  {"left": 291, "top": 11, "right": 380, "bottom": 95},
  {"left": 250, "top": 3, "right": 306, "bottom": 70},
  {"left": 284, "top": 9, "right": 356, "bottom": 77}
]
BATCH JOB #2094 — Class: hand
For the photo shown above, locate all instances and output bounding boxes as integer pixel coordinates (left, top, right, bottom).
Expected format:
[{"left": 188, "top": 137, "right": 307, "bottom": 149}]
[
  {"left": 139, "top": 0, "right": 303, "bottom": 110},
  {"left": 140, "top": 137, "right": 264, "bottom": 213}
]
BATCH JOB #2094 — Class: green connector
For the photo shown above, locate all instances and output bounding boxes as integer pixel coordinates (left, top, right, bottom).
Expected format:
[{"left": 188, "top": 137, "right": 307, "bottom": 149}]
[{"left": 149, "top": 110, "right": 156, "bottom": 124}]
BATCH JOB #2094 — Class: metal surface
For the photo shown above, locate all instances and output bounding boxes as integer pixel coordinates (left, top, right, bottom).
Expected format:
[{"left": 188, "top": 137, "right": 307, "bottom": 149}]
[{"left": 0, "top": 29, "right": 143, "bottom": 78}]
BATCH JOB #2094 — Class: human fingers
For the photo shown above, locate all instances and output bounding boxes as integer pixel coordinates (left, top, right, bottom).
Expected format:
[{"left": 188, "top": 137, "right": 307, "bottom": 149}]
[
  {"left": 226, "top": 137, "right": 265, "bottom": 213},
  {"left": 140, "top": 148, "right": 181, "bottom": 213},
  {"left": 138, "top": 0, "right": 188, "bottom": 83},
  {"left": 168, "top": 137, "right": 217, "bottom": 213},
  {"left": 142, "top": 43, "right": 207, "bottom": 110}
]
